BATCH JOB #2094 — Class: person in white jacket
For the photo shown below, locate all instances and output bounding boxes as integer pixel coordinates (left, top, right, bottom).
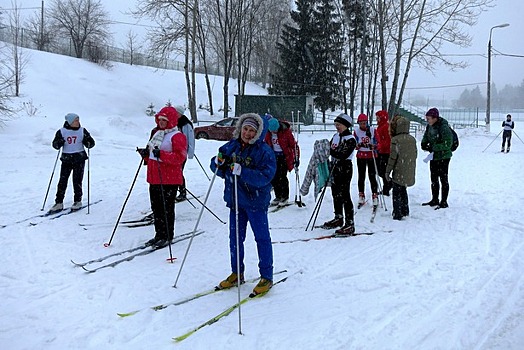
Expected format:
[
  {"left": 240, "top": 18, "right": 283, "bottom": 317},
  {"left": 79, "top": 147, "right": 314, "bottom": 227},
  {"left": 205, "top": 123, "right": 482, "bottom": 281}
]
[{"left": 174, "top": 105, "right": 195, "bottom": 201}]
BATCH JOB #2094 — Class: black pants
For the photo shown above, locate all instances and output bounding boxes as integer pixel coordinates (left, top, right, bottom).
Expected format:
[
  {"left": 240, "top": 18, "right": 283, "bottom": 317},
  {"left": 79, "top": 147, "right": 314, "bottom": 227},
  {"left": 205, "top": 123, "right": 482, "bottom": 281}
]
[
  {"left": 502, "top": 130, "right": 512, "bottom": 150},
  {"left": 271, "top": 154, "right": 289, "bottom": 200},
  {"left": 429, "top": 158, "right": 450, "bottom": 202},
  {"left": 55, "top": 160, "right": 85, "bottom": 203},
  {"left": 149, "top": 184, "right": 178, "bottom": 241},
  {"left": 356, "top": 157, "right": 378, "bottom": 194},
  {"left": 377, "top": 153, "right": 392, "bottom": 193},
  {"left": 331, "top": 160, "right": 354, "bottom": 224},
  {"left": 178, "top": 160, "right": 187, "bottom": 196},
  {"left": 392, "top": 182, "right": 409, "bottom": 219}
]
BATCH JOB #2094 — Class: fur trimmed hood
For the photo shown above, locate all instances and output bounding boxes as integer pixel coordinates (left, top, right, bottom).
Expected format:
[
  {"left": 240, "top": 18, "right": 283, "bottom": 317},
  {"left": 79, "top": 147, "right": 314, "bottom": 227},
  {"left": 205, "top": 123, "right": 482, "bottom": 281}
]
[{"left": 232, "top": 113, "right": 268, "bottom": 144}]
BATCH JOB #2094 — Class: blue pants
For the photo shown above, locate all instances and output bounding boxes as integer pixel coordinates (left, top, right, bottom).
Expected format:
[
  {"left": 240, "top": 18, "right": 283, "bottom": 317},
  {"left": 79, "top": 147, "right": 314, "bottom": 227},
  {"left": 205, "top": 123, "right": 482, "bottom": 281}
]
[{"left": 228, "top": 208, "right": 273, "bottom": 281}]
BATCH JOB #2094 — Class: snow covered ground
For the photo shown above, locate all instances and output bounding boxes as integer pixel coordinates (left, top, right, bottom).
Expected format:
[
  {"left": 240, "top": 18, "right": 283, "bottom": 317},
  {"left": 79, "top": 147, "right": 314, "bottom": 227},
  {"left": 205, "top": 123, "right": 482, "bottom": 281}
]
[{"left": 1, "top": 48, "right": 523, "bottom": 350}]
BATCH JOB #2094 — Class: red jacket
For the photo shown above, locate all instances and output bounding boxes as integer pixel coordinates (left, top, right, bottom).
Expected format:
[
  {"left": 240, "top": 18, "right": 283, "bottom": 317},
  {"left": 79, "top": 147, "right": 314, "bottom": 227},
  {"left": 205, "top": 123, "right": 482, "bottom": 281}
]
[
  {"left": 264, "top": 120, "right": 297, "bottom": 172},
  {"left": 145, "top": 106, "right": 187, "bottom": 185},
  {"left": 375, "top": 114, "right": 391, "bottom": 154}
]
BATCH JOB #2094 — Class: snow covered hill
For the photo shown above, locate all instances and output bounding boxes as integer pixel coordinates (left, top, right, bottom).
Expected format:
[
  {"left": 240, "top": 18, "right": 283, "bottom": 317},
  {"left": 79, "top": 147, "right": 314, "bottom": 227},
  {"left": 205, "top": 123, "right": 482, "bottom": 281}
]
[{"left": 0, "top": 48, "right": 523, "bottom": 350}]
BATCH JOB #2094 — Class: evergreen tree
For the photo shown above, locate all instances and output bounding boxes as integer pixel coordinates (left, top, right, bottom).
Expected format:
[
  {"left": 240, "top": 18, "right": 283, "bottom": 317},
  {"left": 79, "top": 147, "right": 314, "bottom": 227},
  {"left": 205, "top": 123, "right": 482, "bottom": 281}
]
[{"left": 269, "top": 0, "right": 316, "bottom": 96}]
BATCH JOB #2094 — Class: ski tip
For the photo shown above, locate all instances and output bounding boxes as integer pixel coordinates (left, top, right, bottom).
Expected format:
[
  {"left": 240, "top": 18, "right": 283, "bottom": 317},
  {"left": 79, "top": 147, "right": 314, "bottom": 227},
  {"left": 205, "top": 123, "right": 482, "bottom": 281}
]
[{"left": 117, "top": 311, "right": 137, "bottom": 318}]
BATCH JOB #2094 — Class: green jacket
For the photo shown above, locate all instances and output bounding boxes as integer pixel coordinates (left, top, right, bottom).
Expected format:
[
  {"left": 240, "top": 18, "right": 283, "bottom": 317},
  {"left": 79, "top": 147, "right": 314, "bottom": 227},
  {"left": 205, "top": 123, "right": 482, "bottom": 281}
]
[
  {"left": 386, "top": 117, "right": 417, "bottom": 187},
  {"left": 421, "top": 117, "right": 453, "bottom": 160}
]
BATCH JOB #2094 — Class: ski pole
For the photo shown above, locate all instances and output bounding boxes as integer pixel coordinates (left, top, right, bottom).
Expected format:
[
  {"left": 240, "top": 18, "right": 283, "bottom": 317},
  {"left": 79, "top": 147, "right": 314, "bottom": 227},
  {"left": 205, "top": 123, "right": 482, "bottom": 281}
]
[
  {"left": 233, "top": 172, "right": 243, "bottom": 335},
  {"left": 41, "top": 149, "right": 61, "bottom": 211},
  {"left": 512, "top": 130, "right": 524, "bottom": 145},
  {"left": 194, "top": 154, "right": 211, "bottom": 181},
  {"left": 482, "top": 130, "right": 503, "bottom": 152},
  {"left": 104, "top": 158, "right": 143, "bottom": 247},
  {"left": 87, "top": 148, "right": 91, "bottom": 214},
  {"left": 173, "top": 166, "right": 219, "bottom": 288},
  {"left": 306, "top": 182, "right": 328, "bottom": 231},
  {"left": 185, "top": 188, "right": 226, "bottom": 224},
  {"left": 372, "top": 154, "right": 388, "bottom": 212},
  {"left": 155, "top": 148, "right": 176, "bottom": 263}
]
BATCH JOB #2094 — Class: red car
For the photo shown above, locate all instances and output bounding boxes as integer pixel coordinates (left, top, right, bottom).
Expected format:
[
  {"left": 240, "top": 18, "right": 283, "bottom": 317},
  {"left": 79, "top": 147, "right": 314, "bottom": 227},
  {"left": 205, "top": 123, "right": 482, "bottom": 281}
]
[{"left": 194, "top": 117, "right": 239, "bottom": 141}]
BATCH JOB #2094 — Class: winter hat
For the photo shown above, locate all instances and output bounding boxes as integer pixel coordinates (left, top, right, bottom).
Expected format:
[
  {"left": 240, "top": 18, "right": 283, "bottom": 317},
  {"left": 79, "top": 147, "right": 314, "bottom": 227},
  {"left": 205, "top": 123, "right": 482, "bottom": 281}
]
[
  {"left": 425, "top": 108, "right": 439, "bottom": 118},
  {"left": 175, "top": 105, "right": 186, "bottom": 116},
  {"left": 357, "top": 113, "right": 368, "bottom": 123},
  {"left": 375, "top": 110, "right": 388, "bottom": 120},
  {"left": 334, "top": 113, "right": 353, "bottom": 128},
  {"left": 268, "top": 118, "right": 280, "bottom": 132},
  {"left": 507, "top": 114, "right": 512, "bottom": 119},
  {"left": 65, "top": 113, "right": 79, "bottom": 125},
  {"left": 242, "top": 116, "right": 259, "bottom": 131}
]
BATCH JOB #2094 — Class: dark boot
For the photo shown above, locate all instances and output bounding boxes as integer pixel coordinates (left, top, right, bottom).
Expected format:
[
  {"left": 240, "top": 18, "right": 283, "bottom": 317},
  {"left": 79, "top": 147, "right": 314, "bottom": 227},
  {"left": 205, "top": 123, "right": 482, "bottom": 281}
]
[
  {"left": 422, "top": 199, "right": 439, "bottom": 206},
  {"left": 321, "top": 216, "right": 343, "bottom": 229},
  {"left": 335, "top": 221, "right": 355, "bottom": 235}
]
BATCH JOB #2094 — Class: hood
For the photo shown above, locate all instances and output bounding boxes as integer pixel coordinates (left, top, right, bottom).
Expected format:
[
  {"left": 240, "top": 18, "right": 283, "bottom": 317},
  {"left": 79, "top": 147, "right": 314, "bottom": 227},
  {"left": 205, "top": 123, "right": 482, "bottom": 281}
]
[
  {"left": 155, "top": 106, "right": 180, "bottom": 130},
  {"left": 376, "top": 110, "right": 389, "bottom": 125},
  {"left": 393, "top": 116, "right": 411, "bottom": 135},
  {"left": 232, "top": 113, "right": 267, "bottom": 144}
]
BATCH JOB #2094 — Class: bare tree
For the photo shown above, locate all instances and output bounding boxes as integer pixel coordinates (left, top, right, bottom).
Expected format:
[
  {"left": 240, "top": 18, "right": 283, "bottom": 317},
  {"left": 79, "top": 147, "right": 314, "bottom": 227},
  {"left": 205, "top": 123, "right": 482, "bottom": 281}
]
[
  {"left": 124, "top": 30, "right": 141, "bottom": 66},
  {"left": 373, "top": 0, "right": 493, "bottom": 116},
  {"left": 24, "top": 5, "right": 52, "bottom": 51},
  {"left": 7, "top": 0, "right": 29, "bottom": 97},
  {"left": 47, "top": 0, "right": 111, "bottom": 59}
]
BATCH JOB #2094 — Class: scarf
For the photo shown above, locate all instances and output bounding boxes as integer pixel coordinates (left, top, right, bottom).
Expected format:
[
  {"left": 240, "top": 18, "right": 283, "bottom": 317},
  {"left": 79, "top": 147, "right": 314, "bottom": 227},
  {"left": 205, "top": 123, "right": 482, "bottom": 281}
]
[{"left": 147, "top": 127, "right": 177, "bottom": 150}]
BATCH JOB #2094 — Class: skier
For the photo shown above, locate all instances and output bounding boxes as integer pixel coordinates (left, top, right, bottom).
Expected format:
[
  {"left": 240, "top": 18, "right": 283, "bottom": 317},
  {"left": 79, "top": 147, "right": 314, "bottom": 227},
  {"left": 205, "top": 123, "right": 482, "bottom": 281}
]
[
  {"left": 264, "top": 116, "right": 298, "bottom": 207},
  {"left": 49, "top": 113, "right": 95, "bottom": 213},
  {"left": 501, "top": 114, "right": 514, "bottom": 153},
  {"left": 137, "top": 106, "right": 187, "bottom": 248},
  {"left": 385, "top": 116, "right": 417, "bottom": 220},
  {"left": 353, "top": 113, "right": 379, "bottom": 208},
  {"left": 375, "top": 110, "right": 392, "bottom": 196},
  {"left": 174, "top": 105, "right": 195, "bottom": 201},
  {"left": 211, "top": 113, "right": 276, "bottom": 296},
  {"left": 321, "top": 113, "right": 357, "bottom": 235},
  {"left": 421, "top": 107, "right": 453, "bottom": 209}
]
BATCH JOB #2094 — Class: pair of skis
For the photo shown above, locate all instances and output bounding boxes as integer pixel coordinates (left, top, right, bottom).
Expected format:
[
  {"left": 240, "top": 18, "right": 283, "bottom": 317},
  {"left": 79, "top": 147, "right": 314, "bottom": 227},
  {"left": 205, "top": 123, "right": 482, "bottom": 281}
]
[{"left": 70, "top": 230, "right": 204, "bottom": 273}]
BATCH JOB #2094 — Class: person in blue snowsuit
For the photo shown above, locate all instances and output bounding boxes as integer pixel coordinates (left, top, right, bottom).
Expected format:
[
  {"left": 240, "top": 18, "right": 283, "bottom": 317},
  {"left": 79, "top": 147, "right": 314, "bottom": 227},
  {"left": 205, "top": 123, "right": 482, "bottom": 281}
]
[{"left": 211, "top": 113, "right": 276, "bottom": 296}]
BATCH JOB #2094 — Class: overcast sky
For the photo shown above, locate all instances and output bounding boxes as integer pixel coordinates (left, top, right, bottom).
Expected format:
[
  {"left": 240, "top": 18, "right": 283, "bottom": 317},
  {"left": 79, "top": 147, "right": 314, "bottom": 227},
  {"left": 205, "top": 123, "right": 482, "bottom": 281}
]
[{"left": 4, "top": 0, "right": 523, "bottom": 102}]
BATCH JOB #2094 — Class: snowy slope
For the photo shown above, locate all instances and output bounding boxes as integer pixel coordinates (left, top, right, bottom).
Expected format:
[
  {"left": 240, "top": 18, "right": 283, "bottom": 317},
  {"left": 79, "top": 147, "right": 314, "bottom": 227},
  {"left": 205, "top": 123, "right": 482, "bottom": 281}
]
[{"left": 0, "top": 48, "right": 523, "bottom": 350}]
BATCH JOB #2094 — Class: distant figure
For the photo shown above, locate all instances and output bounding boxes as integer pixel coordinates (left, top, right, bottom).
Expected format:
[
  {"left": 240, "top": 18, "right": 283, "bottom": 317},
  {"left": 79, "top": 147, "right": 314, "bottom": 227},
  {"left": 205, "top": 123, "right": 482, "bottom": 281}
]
[
  {"left": 353, "top": 113, "right": 378, "bottom": 208},
  {"left": 49, "top": 113, "right": 95, "bottom": 213},
  {"left": 264, "top": 116, "right": 297, "bottom": 207},
  {"left": 385, "top": 116, "right": 417, "bottom": 220},
  {"left": 501, "top": 114, "right": 514, "bottom": 153},
  {"left": 375, "top": 110, "right": 392, "bottom": 196},
  {"left": 174, "top": 105, "right": 195, "bottom": 201},
  {"left": 421, "top": 107, "right": 453, "bottom": 209}
]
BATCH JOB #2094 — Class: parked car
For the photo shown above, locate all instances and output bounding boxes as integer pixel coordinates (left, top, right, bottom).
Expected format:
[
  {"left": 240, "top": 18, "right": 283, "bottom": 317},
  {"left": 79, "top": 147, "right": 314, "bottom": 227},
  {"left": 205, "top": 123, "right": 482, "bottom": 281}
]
[{"left": 194, "top": 117, "right": 239, "bottom": 141}]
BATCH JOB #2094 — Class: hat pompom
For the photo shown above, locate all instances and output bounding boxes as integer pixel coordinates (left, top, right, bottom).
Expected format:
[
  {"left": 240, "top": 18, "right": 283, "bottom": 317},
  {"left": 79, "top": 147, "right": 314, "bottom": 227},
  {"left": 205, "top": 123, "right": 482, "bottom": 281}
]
[{"left": 268, "top": 118, "right": 279, "bottom": 132}]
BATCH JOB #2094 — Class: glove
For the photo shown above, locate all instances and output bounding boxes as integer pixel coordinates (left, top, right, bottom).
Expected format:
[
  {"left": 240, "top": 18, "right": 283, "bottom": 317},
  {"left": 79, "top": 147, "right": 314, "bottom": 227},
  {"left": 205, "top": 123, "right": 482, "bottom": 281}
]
[
  {"left": 216, "top": 152, "right": 232, "bottom": 170},
  {"left": 53, "top": 137, "right": 65, "bottom": 149},
  {"left": 152, "top": 148, "right": 161, "bottom": 158},
  {"left": 230, "top": 163, "right": 242, "bottom": 176},
  {"left": 385, "top": 172, "right": 391, "bottom": 182},
  {"left": 136, "top": 147, "right": 149, "bottom": 158}
]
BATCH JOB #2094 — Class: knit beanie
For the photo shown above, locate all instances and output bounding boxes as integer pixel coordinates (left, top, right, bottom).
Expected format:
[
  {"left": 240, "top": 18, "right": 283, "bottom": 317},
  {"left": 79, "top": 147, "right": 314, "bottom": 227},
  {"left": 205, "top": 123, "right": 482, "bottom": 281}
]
[
  {"left": 175, "top": 105, "right": 186, "bottom": 116},
  {"left": 242, "top": 116, "right": 259, "bottom": 131},
  {"left": 65, "top": 113, "right": 79, "bottom": 125},
  {"left": 268, "top": 118, "right": 280, "bottom": 132},
  {"left": 334, "top": 113, "right": 353, "bottom": 128},
  {"left": 425, "top": 108, "right": 439, "bottom": 118}
]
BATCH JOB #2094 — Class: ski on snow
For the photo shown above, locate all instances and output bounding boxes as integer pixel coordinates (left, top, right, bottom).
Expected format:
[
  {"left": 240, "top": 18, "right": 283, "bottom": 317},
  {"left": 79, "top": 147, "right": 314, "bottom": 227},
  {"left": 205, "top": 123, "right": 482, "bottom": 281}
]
[
  {"left": 172, "top": 270, "right": 300, "bottom": 343},
  {"left": 272, "top": 230, "right": 392, "bottom": 244},
  {"left": 71, "top": 230, "right": 204, "bottom": 273},
  {"left": 269, "top": 202, "right": 295, "bottom": 213},
  {"left": 0, "top": 200, "right": 103, "bottom": 229},
  {"left": 117, "top": 270, "right": 288, "bottom": 318},
  {"left": 370, "top": 204, "right": 379, "bottom": 223}
]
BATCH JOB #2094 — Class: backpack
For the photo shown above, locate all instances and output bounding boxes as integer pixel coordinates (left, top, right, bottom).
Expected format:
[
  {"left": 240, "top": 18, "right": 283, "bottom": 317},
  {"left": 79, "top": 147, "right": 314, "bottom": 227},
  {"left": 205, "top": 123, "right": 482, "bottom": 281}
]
[{"left": 450, "top": 126, "right": 459, "bottom": 152}]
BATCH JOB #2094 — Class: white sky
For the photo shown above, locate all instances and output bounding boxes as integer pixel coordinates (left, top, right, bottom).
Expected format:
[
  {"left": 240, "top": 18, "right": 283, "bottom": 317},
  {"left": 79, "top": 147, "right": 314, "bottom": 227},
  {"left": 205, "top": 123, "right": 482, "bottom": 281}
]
[{"left": 4, "top": 0, "right": 523, "bottom": 101}]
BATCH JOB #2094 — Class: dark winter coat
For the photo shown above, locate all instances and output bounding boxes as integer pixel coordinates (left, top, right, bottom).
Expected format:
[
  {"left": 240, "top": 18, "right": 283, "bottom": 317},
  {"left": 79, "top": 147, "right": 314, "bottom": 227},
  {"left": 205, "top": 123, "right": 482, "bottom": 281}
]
[
  {"left": 52, "top": 121, "right": 95, "bottom": 163},
  {"left": 210, "top": 113, "right": 276, "bottom": 211},
  {"left": 421, "top": 117, "right": 453, "bottom": 161},
  {"left": 386, "top": 116, "right": 417, "bottom": 187}
]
